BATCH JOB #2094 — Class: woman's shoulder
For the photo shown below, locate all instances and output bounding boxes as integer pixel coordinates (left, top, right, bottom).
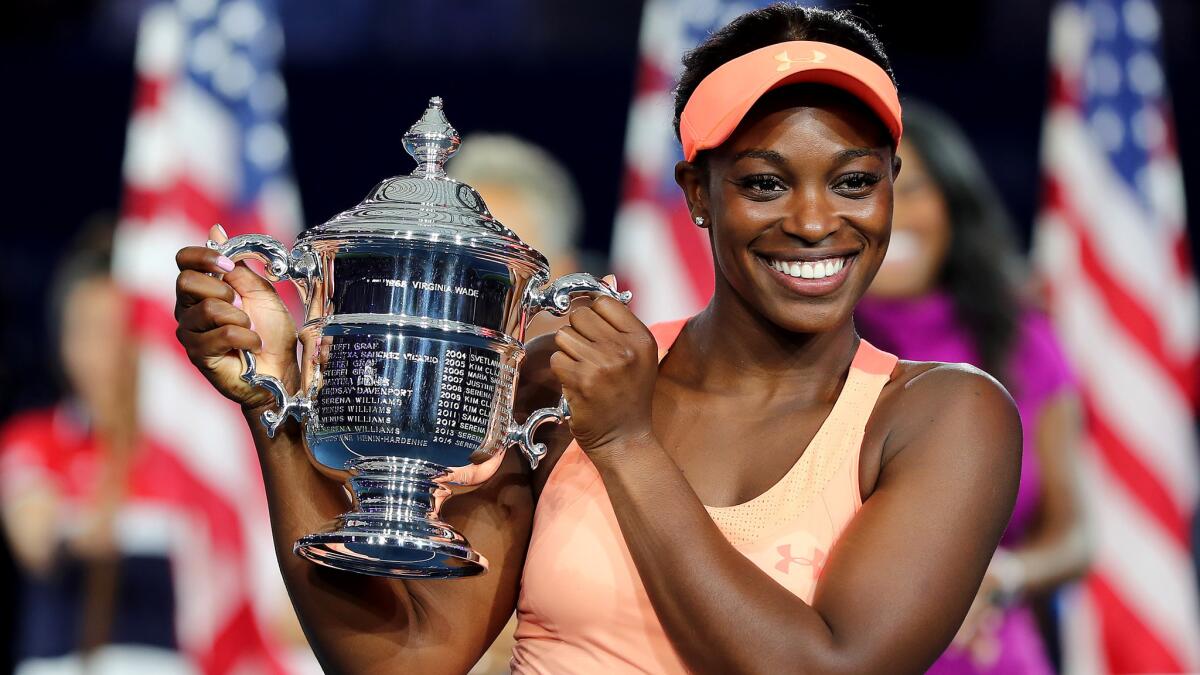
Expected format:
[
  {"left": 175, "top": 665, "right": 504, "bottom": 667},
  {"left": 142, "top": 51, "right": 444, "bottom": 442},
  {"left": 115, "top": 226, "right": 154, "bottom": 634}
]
[
  {"left": 873, "top": 358, "right": 1021, "bottom": 469},
  {"left": 883, "top": 357, "right": 1017, "bottom": 417}
]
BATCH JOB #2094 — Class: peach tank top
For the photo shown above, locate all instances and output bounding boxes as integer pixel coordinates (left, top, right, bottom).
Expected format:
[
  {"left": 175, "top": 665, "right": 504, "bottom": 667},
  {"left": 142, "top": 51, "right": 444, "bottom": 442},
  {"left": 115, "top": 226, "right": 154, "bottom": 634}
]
[{"left": 510, "top": 320, "right": 898, "bottom": 674}]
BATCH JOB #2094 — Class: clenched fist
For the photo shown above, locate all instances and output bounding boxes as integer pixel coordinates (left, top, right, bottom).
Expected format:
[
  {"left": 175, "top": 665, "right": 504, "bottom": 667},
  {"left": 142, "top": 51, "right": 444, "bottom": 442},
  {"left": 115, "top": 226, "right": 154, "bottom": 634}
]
[
  {"left": 174, "top": 225, "right": 299, "bottom": 411},
  {"left": 551, "top": 294, "right": 658, "bottom": 455}
]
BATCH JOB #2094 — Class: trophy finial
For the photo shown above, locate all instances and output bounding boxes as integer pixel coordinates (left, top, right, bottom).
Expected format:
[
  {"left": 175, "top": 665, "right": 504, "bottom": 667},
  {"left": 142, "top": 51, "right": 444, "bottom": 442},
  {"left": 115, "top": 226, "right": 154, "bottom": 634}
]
[{"left": 403, "top": 96, "right": 460, "bottom": 178}]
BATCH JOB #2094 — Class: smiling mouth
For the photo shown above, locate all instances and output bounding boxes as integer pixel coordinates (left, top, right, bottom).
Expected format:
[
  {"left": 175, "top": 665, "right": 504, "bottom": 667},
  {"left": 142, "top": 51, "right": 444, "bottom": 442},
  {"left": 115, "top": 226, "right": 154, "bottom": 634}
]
[{"left": 758, "top": 254, "right": 855, "bottom": 280}]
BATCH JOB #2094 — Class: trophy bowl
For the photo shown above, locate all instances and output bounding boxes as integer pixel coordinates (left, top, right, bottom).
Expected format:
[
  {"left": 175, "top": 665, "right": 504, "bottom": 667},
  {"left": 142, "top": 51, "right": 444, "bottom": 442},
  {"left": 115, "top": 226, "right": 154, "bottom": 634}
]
[{"left": 210, "top": 97, "right": 629, "bottom": 579}]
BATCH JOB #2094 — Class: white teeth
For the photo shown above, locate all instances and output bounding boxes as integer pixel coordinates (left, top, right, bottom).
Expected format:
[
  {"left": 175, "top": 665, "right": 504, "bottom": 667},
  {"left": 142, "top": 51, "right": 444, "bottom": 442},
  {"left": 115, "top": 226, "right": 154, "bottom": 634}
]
[{"left": 764, "top": 255, "right": 850, "bottom": 280}]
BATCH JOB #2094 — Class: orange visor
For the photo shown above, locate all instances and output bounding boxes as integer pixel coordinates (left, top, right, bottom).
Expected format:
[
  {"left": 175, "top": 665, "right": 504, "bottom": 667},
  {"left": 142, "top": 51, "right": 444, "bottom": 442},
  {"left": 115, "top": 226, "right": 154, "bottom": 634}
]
[{"left": 680, "top": 40, "right": 903, "bottom": 162}]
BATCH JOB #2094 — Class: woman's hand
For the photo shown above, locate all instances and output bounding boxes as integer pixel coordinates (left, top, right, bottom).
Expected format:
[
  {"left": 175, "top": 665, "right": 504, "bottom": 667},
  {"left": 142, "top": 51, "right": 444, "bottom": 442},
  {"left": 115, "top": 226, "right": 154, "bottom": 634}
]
[
  {"left": 174, "top": 225, "right": 299, "bottom": 411},
  {"left": 550, "top": 285, "right": 658, "bottom": 458},
  {"left": 951, "top": 548, "right": 1027, "bottom": 664}
]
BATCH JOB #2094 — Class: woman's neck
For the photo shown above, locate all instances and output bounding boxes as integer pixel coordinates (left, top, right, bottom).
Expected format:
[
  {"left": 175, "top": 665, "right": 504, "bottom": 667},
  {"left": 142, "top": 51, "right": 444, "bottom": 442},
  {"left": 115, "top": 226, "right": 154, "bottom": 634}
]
[{"left": 666, "top": 281, "right": 860, "bottom": 402}]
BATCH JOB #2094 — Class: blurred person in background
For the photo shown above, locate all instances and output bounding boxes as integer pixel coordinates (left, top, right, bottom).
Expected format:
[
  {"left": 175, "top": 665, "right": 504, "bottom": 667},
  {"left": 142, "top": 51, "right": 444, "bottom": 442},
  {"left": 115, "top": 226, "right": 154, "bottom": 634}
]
[
  {"left": 855, "top": 102, "right": 1092, "bottom": 674},
  {"left": 451, "top": 132, "right": 592, "bottom": 340},
  {"left": 0, "top": 218, "right": 312, "bottom": 675},
  {"left": 0, "top": 218, "right": 193, "bottom": 674}
]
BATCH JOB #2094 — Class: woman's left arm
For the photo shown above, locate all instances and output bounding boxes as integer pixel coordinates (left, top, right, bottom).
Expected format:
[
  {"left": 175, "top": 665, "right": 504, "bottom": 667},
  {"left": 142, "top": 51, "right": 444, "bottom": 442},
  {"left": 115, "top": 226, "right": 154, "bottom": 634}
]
[
  {"left": 989, "top": 391, "right": 1091, "bottom": 598},
  {"left": 552, "top": 298, "right": 1022, "bottom": 675}
]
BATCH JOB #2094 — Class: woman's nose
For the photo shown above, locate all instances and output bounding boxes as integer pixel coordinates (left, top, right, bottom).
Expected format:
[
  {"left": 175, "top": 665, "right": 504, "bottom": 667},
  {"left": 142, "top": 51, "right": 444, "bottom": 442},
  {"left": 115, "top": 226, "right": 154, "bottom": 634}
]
[{"left": 780, "top": 189, "right": 840, "bottom": 244}]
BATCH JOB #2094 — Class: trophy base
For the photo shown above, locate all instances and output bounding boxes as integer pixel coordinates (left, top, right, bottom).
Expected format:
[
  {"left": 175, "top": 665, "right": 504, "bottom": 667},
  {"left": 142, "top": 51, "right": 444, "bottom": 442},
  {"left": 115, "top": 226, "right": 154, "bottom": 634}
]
[
  {"left": 294, "top": 512, "right": 488, "bottom": 579},
  {"left": 292, "top": 457, "right": 488, "bottom": 579}
]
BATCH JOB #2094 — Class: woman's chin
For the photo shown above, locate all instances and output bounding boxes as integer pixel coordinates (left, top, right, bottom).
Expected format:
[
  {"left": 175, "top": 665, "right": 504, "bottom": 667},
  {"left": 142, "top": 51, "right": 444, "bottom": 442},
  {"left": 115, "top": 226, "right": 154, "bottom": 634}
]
[{"left": 865, "top": 266, "right": 935, "bottom": 299}]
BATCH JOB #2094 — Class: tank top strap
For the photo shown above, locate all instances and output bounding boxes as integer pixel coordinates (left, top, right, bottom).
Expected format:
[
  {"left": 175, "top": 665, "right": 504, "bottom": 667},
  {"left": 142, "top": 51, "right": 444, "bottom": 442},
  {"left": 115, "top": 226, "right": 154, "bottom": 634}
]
[
  {"left": 814, "top": 338, "right": 897, "bottom": 483},
  {"left": 850, "top": 337, "right": 899, "bottom": 378},
  {"left": 833, "top": 339, "right": 899, "bottom": 435}
]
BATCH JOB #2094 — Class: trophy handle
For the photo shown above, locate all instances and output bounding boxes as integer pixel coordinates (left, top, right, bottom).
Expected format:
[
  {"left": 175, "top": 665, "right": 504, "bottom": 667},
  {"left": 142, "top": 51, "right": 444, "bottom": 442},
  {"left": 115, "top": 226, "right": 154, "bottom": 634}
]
[
  {"left": 207, "top": 233, "right": 316, "bottom": 438},
  {"left": 505, "top": 396, "right": 570, "bottom": 470},
  {"left": 511, "top": 273, "right": 633, "bottom": 469},
  {"left": 524, "top": 272, "right": 633, "bottom": 317}
]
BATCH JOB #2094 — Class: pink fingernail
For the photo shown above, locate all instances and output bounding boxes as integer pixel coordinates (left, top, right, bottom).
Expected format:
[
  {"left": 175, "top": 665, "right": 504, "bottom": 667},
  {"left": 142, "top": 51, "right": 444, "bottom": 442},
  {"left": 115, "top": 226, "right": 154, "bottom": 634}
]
[
  {"left": 215, "top": 223, "right": 228, "bottom": 239},
  {"left": 232, "top": 293, "right": 242, "bottom": 309},
  {"left": 216, "top": 256, "right": 235, "bottom": 272}
]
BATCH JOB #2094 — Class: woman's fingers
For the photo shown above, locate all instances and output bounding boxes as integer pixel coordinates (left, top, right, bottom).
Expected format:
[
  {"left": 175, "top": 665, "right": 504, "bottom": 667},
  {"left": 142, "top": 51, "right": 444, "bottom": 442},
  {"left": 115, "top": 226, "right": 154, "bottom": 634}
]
[
  {"left": 589, "top": 295, "right": 643, "bottom": 334},
  {"left": 567, "top": 305, "right": 614, "bottom": 341},
  {"left": 223, "top": 260, "right": 280, "bottom": 299},
  {"left": 175, "top": 245, "right": 234, "bottom": 275},
  {"left": 179, "top": 296, "right": 253, "bottom": 333},
  {"left": 554, "top": 326, "right": 601, "bottom": 362},
  {"left": 177, "top": 323, "right": 262, "bottom": 359},
  {"left": 175, "top": 270, "right": 236, "bottom": 317}
]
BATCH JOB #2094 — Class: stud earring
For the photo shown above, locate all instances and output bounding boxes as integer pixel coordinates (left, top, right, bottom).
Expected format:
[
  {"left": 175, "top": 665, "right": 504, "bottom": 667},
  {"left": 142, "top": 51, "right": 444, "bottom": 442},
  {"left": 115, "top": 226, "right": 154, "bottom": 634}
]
[{"left": 693, "top": 215, "right": 705, "bottom": 226}]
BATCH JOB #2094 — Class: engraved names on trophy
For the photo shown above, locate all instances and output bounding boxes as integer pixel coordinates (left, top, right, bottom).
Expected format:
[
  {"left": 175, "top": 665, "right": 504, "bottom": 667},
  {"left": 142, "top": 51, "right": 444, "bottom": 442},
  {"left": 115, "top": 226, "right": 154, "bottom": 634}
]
[
  {"left": 316, "top": 337, "right": 425, "bottom": 446},
  {"left": 432, "top": 347, "right": 515, "bottom": 449},
  {"left": 313, "top": 332, "right": 514, "bottom": 463}
]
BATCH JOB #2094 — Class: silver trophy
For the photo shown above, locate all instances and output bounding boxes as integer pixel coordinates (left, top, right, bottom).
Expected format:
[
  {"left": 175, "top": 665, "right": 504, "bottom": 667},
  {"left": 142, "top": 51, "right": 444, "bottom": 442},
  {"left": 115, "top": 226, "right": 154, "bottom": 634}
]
[{"left": 211, "top": 97, "right": 629, "bottom": 579}]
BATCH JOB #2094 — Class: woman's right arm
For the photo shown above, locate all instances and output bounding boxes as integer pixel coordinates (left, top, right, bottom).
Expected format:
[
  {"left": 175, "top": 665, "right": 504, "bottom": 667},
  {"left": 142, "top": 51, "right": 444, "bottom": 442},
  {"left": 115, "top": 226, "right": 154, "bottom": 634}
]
[{"left": 174, "top": 238, "right": 534, "bottom": 675}]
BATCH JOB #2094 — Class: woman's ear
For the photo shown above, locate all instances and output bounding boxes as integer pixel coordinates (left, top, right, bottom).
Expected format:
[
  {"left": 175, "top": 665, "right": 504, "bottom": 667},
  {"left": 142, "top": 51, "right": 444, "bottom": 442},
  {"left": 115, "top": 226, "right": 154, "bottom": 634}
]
[
  {"left": 674, "top": 159, "right": 711, "bottom": 229},
  {"left": 892, "top": 153, "right": 903, "bottom": 180}
]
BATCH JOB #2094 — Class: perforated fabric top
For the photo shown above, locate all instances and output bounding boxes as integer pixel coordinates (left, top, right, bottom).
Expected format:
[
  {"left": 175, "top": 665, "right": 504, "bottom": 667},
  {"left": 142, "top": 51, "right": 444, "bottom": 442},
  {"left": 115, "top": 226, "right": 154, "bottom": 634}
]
[{"left": 511, "top": 319, "right": 898, "bottom": 674}]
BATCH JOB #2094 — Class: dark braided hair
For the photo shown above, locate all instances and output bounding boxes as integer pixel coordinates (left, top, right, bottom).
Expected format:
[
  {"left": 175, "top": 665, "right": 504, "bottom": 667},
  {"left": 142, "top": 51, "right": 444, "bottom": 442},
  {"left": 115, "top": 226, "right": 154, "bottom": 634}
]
[{"left": 673, "top": 4, "right": 896, "bottom": 143}]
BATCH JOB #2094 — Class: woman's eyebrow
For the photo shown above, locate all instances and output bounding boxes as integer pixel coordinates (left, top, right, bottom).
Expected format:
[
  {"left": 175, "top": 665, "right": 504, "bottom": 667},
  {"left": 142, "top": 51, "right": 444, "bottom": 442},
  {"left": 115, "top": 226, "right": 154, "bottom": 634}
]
[
  {"left": 835, "top": 148, "right": 884, "bottom": 163},
  {"left": 732, "top": 148, "right": 788, "bottom": 166}
]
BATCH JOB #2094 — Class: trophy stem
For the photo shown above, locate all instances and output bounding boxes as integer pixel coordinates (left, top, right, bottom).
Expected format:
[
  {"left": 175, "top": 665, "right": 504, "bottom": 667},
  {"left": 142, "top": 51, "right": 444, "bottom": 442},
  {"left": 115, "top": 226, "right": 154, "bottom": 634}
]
[{"left": 293, "top": 457, "right": 487, "bottom": 579}]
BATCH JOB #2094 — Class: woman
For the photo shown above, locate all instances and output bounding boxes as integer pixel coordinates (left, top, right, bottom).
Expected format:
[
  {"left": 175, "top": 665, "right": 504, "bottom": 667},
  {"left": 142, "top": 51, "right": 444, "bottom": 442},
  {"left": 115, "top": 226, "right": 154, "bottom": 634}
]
[
  {"left": 857, "top": 103, "right": 1091, "bottom": 674},
  {"left": 0, "top": 221, "right": 190, "bottom": 673},
  {"left": 0, "top": 221, "right": 307, "bottom": 674},
  {"left": 172, "top": 5, "right": 1022, "bottom": 673}
]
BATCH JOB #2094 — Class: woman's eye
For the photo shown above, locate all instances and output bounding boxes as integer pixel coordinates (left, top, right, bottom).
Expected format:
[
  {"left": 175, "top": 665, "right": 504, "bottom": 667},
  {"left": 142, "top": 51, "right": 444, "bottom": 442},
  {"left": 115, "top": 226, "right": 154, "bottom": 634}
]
[
  {"left": 738, "top": 175, "right": 787, "bottom": 194},
  {"left": 835, "top": 172, "right": 882, "bottom": 194}
]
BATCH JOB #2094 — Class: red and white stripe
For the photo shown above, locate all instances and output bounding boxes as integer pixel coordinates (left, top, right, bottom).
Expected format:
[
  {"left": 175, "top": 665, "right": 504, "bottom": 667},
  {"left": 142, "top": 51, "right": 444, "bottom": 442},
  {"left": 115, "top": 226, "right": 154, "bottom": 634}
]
[
  {"left": 1034, "top": 2, "right": 1200, "bottom": 672},
  {"left": 114, "top": 2, "right": 308, "bottom": 673},
  {"left": 610, "top": 0, "right": 733, "bottom": 324}
]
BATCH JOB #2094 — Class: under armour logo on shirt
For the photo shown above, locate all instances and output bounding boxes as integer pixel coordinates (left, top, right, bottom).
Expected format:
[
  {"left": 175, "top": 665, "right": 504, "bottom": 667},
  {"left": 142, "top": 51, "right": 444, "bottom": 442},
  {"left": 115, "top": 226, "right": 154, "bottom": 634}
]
[{"left": 775, "top": 543, "right": 828, "bottom": 577}]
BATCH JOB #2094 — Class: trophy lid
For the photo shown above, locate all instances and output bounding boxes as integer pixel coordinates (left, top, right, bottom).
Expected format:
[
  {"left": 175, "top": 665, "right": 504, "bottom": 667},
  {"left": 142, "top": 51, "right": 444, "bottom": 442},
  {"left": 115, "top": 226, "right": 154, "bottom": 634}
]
[{"left": 306, "top": 97, "right": 548, "bottom": 270}]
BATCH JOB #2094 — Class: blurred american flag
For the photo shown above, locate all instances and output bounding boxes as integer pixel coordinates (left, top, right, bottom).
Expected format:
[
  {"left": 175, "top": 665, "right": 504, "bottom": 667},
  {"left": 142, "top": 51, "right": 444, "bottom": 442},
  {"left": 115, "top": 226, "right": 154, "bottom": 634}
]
[
  {"left": 1033, "top": 0, "right": 1200, "bottom": 672},
  {"left": 113, "top": 0, "right": 309, "bottom": 672},
  {"left": 611, "top": 0, "right": 781, "bottom": 323}
]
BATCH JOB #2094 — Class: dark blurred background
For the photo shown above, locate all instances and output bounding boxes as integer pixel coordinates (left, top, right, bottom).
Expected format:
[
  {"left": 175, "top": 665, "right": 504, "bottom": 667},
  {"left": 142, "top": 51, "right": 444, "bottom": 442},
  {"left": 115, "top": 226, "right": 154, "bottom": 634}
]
[{"left": 2, "top": 0, "right": 1199, "bottom": 671}]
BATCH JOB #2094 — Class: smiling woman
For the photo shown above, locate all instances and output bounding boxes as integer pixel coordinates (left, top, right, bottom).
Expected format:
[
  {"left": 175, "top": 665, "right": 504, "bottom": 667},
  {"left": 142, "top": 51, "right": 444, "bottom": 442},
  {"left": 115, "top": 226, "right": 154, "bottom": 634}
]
[{"left": 170, "top": 4, "right": 1021, "bottom": 675}]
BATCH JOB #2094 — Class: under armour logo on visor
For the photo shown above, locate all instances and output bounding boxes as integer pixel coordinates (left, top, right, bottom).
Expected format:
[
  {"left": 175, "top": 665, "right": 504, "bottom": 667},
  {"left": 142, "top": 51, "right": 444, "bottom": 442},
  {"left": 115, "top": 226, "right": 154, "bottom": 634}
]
[
  {"left": 775, "top": 49, "right": 828, "bottom": 72},
  {"left": 775, "top": 543, "right": 828, "bottom": 577}
]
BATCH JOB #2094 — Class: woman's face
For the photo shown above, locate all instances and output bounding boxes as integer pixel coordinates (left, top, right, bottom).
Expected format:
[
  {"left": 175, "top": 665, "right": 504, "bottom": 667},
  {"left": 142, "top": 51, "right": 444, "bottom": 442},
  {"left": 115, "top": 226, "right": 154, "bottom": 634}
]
[
  {"left": 866, "top": 141, "right": 952, "bottom": 298},
  {"left": 60, "top": 277, "right": 137, "bottom": 419},
  {"left": 682, "top": 86, "right": 897, "bottom": 334}
]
